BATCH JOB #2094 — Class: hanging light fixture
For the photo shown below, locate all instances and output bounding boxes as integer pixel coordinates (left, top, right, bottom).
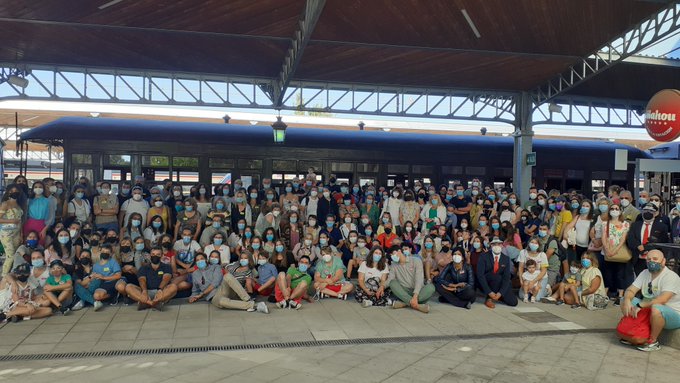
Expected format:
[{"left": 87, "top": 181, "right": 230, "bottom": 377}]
[{"left": 271, "top": 116, "right": 287, "bottom": 144}]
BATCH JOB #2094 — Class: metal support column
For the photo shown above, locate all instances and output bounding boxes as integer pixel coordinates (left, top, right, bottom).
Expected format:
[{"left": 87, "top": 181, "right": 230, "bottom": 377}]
[{"left": 513, "top": 92, "right": 533, "bottom": 202}]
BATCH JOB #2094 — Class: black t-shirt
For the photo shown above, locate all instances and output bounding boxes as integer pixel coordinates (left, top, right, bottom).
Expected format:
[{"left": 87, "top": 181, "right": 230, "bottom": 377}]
[
  {"left": 451, "top": 196, "right": 472, "bottom": 224},
  {"left": 137, "top": 263, "right": 172, "bottom": 290}
]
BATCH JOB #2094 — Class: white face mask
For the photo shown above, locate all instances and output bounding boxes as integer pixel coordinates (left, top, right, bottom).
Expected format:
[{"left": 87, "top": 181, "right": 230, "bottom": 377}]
[
  {"left": 322, "top": 254, "right": 332, "bottom": 263},
  {"left": 620, "top": 199, "right": 630, "bottom": 207},
  {"left": 405, "top": 226, "right": 412, "bottom": 232},
  {"left": 344, "top": 217, "right": 352, "bottom": 223},
  {"left": 609, "top": 210, "right": 621, "bottom": 218},
  {"left": 453, "top": 255, "right": 463, "bottom": 264},
  {"left": 492, "top": 245, "right": 502, "bottom": 255},
  {"left": 529, "top": 193, "right": 537, "bottom": 200},
  {"left": 154, "top": 201, "right": 163, "bottom": 208},
  {"left": 173, "top": 191, "right": 181, "bottom": 197},
  {"left": 392, "top": 191, "right": 399, "bottom": 198},
  {"left": 310, "top": 190, "right": 318, "bottom": 197},
  {"left": 460, "top": 223, "right": 468, "bottom": 229},
  {"left": 304, "top": 239, "right": 312, "bottom": 246},
  {"left": 272, "top": 210, "right": 280, "bottom": 217},
  {"left": 323, "top": 191, "right": 330, "bottom": 198},
  {"left": 349, "top": 236, "right": 357, "bottom": 243},
  {"left": 132, "top": 194, "right": 142, "bottom": 201}
]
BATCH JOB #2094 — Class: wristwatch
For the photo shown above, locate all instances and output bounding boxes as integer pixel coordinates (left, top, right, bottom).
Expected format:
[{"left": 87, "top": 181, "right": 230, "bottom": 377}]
[{"left": 635, "top": 302, "right": 642, "bottom": 308}]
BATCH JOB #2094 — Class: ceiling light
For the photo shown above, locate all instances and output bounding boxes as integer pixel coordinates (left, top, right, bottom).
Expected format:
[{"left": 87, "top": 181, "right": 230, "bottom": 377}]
[
  {"left": 272, "top": 116, "right": 287, "bottom": 144},
  {"left": 89, "top": 112, "right": 100, "bottom": 118},
  {"left": 548, "top": 102, "right": 563, "bottom": 114},
  {"left": 249, "top": 120, "right": 258, "bottom": 125},
  {"left": 461, "top": 9, "right": 481, "bottom": 38},
  {"left": 98, "top": 0, "right": 124, "bottom": 10},
  {"left": 7, "top": 75, "right": 28, "bottom": 88},
  {"left": 382, "top": 128, "right": 391, "bottom": 132}
]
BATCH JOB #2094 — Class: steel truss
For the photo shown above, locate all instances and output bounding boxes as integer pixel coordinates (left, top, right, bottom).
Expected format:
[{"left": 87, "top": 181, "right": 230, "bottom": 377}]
[
  {"left": 534, "top": 2, "right": 680, "bottom": 104},
  {"left": 532, "top": 96, "right": 646, "bottom": 128}
]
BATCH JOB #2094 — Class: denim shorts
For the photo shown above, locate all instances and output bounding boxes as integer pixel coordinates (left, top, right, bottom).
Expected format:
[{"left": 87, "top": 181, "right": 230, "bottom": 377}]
[{"left": 632, "top": 297, "right": 680, "bottom": 329}]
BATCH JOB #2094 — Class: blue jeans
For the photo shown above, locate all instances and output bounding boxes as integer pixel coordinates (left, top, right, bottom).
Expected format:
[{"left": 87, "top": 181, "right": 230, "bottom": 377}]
[{"left": 75, "top": 279, "right": 101, "bottom": 305}]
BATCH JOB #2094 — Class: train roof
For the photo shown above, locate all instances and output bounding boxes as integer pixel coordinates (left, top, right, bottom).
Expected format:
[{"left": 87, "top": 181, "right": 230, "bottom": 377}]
[{"left": 22, "top": 116, "right": 651, "bottom": 158}]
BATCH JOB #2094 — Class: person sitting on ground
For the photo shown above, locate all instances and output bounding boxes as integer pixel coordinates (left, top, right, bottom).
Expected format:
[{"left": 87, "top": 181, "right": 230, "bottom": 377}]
[
  {"left": 521, "top": 259, "right": 541, "bottom": 303},
  {"left": 387, "top": 245, "right": 434, "bottom": 313},
  {"left": 211, "top": 253, "right": 269, "bottom": 314},
  {"left": 274, "top": 255, "right": 312, "bottom": 309},
  {"left": 355, "top": 246, "right": 391, "bottom": 308},
  {"left": 188, "top": 253, "right": 223, "bottom": 304},
  {"left": 1, "top": 264, "right": 53, "bottom": 322},
  {"left": 314, "top": 247, "right": 354, "bottom": 299},
  {"left": 346, "top": 235, "right": 370, "bottom": 279},
  {"left": 125, "top": 246, "right": 177, "bottom": 311},
  {"left": 172, "top": 228, "right": 201, "bottom": 292},
  {"left": 620, "top": 249, "right": 680, "bottom": 352},
  {"left": 555, "top": 261, "right": 582, "bottom": 308},
  {"left": 434, "top": 246, "right": 475, "bottom": 309},
  {"left": 477, "top": 237, "right": 518, "bottom": 308},
  {"left": 252, "top": 252, "right": 277, "bottom": 299},
  {"left": 42, "top": 259, "right": 73, "bottom": 315},
  {"left": 87, "top": 244, "right": 122, "bottom": 311}
]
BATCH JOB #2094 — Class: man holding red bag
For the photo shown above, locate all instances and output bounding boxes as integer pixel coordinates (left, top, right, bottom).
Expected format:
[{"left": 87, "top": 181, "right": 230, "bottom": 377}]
[{"left": 619, "top": 250, "right": 680, "bottom": 351}]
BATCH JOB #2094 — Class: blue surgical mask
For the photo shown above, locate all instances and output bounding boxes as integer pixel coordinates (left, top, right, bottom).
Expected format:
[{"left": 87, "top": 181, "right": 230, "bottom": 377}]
[
  {"left": 320, "top": 238, "right": 328, "bottom": 246},
  {"left": 285, "top": 187, "right": 293, "bottom": 193},
  {"left": 250, "top": 193, "right": 258, "bottom": 199},
  {"left": 365, "top": 229, "right": 372, "bottom": 236},
  {"left": 431, "top": 199, "right": 439, "bottom": 205},
  {"left": 239, "top": 259, "right": 249, "bottom": 267},
  {"left": 209, "top": 258, "right": 219, "bottom": 265},
  {"left": 445, "top": 195, "right": 453, "bottom": 201},
  {"left": 266, "top": 234, "right": 274, "bottom": 241},
  {"left": 214, "top": 238, "right": 223, "bottom": 246},
  {"left": 275, "top": 245, "right": 284, "bottom": 252},
  {"left": 647, "top": 261, "right": 662, "bottom": 273},
  {"left": 390, "top": 254, "right": 400, "bottom": 263},
  {"left": 135, "top": 243, "right": 145, "bottom": 251},
  {"left": 344, "top": 200, "right": 351, "bottom": 206},
  {"left": 75, "top": 192, "right": 84, "bottom": 199},
  {"left": 571, "top": 202, "right": 580, "bottom": 209},
  {"left": 183, "top": 236, "right": 191, "bottom": 244},
  {"left": 152, "top": 221, "right": 162, "bottom": 229},
  {"left": 548, "top": 203, "right": 556, "bottom": 211},
  {"left": 257, "top": 259, "right": 267, "bottom": 266},
  {"left": 266, "top": 194, "right": 274, "bottom": 200},
  {"left": 509, "top": 198, "right": 516, "bottom": 205},
  {"left": 290, "top": 217, "right": 298, "bottom": 223},
  {"left": 639, "top": 197, "right": 648, "bottom": 205},
  {"left": 252, "top": 243, "right": 260, "bottom": 250},
  {"left": 326, "top": 221, "right": 334, "bottom": 227},
  {"left": 425, "top": 242, "right": 433, "bottom": 249},
  {"left": 353, "top": 187, "right": 360, "bottom": 193},
  {"left": 488, "top": 195, "right": 496, "bottom": 201},
  {"left": 529, "top": 243, "right": 539, "bottom": 252},
  {"left": 479, "top": 221, "right": 487, "bottom": 227},
  {"left": 58, "top": 236, "right": 69, "bottom": 245},
  {"left": 32, "top": 259, "right": 45, "bottom": 267},
  {"left": 580, "top": 207, "right": 590, "bottom": 215},
  {"left": 216, "top": 203, "right": 225, "bottom": 210},
  {"left": 456, "top": 190, "right": 464, "bottom": 197},
  {"left": 235, "top": 197, "right": 245, "bottom": 203},
  {"left": 372, "top": 253, "right": 382, "bottom": 263},
  {"left": 27, "top": 239, "right": 38, "bottom": 248},
  {"left": 237, "top": 223, "right": 246, "bottom": 230},
  {"left": 298, "top": 263, "right": 309, "bottom": 273},
  {"left": 175, "top": 205, "right": 184, "bottom": 213},
  {"left": 341, "top": 187, "right": 348, "bottom": 194},
  {"left": 131, "top": 219, "right": 141, "bottom": 227},
  {"left": 491, "top": 223, "right": 500, "bottom": 230},
  {"left": 196, "top": 260, "right": 207, "bottom": 269},
  {"left": 581, "top": 259, "right": 592, "bottom": 268},
  {"left": 598, "top": 205, "right": 609, "bottom": 213},
  {"left": 185, "top": 206, "right": 194, "bottom": 212},
  {"left": 473, "top": 242, "right": 481, "bottom": 250},
  {"left": 213, "top": 222, "right": 221, "bottom": 229},
  {"left": 538, "top": 230, "right": 548, "bottom": 238},
  {"left": 245, "top": 232, "right": 252, "bottom": 239}
]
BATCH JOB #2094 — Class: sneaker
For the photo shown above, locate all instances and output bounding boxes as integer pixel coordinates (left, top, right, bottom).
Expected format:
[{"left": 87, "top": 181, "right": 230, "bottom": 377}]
[
  {"left": 10, "top": 315, "right": 23, "bottom": 323},
  {"left": 465, "top": 302, "right": 472, "bottom": 310},
  {"left": 59, "top": 306, "right": 71, "bottom": 316},
  {"left": 545, "top": 284, "right": 552, "bottom": 296},
  {"left": 156, "top": 301, "right": 165, "bottom": 312},
  {"left": 93, "top": 301, "right": 104, "bottom": 312},
  {"left": 71, "top": 300, "right": 85, "bottom": 311},
  {"left": 530, "top": 296, "right": 536, "bottom": 303},
  {"left": 123, "top": 296, "right": 132, "bottom": 306},
  {"left": 110, "top": 293, "right": 120, "bottom": 305},
  {"left": 276, "top": 300, "right": 288, "bottom": 309},
  {"left": 256, "top": 302, "right": 269, "bottom": 314},
  {"left": 619, "top": 339, "right": 633, "bottom": 346},
  {"left": 0, "top": 313, "right": 5, "bottom": 322},
  {"left": 637, "top": 341, "right": 661, "bottom": 352},
  {"left": 138, "top": 301, "right": 150, "bottom": 311},
  {"left": 613, "top": 297, "right": 621, "bottom": 306},
  {"left": 392, "top": 301, "right": 408, "bottom": 309},
  {"left": 540, "top": 297, "right": 557, "bottom": 304},
  {"left": 337, "top": 293, "right": 347, "bottom": 301},
  {"left": 556, "top": 300, "right": 565, "bottom": 306},
  {"left": 362, "top": 300, "right": 373, "bottom": 308},
  {"left": 571, "top": 304, "right": 581, "bottom": 309},
  {"left": 288, "top": 300, "right": 301, "bottom": 310},
  {"left": 523, "top": 297, "right": 529, "bottom": 303},
  {"left": 416, "top": 304, "right": 430, "bottom": 314},
  {"left": 386, "top": 298, "right": 393, "bottom": 306}
]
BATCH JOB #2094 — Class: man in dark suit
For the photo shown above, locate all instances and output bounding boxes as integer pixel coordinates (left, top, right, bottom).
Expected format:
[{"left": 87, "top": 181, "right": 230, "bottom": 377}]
[
  {"left": 628, "top": 203, "right": 670, "bottom": 275},
  {"left": 476, "top": 237, "right": 518, "bottom": 308}
]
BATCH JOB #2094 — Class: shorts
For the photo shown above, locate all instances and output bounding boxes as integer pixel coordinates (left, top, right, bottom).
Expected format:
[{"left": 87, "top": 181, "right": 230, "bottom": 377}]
[
  {"left": 324, "top": 284, "right": 342, "bottom": 293},
  {"left": 253, "top": 282, "right": 273, "bottom": 296},
  {"left": 147, "top": 289, "right": 159, "bottom": 300},
  {"left": 97, "top": 280, "right": 118, "bottom": 297},
  {"left": 633, "top": 297, "right": 680, "bottom": 329}
]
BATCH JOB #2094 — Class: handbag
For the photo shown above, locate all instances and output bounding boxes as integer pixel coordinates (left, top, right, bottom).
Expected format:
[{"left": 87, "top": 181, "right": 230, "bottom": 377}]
[
  {"left": 584, "top": 293, "right": 609, "bottom": 310},
  {"left": 605, "top": 223, "right": 632, "bottom": 263},
  {"left": 565, "top": 217, "right": 578, "bottom": 246},
  {"left": 616, "top": 307, "right": 651, "bottom": 343}
]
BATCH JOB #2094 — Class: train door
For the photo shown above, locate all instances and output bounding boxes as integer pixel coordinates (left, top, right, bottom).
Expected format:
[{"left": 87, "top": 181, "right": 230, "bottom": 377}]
[{"left": 387, "top": 164, "right": 409, "bottom": 188}]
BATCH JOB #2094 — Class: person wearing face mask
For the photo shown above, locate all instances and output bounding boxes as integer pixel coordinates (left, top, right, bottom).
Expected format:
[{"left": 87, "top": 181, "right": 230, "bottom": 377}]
[
  {"left": 381, "top": 187, "right": 404, "bottom": 235},
  {"left": 125, "top": 246, "right": 177, "bottom": 311},
  {"left": 228, "top": 219, "right": 250, "bottom": 254},
  {"left": 174, "top": 198, "right": 202, "bottom": 241},
  {"left": 354, "top": 247, "right": 391, "bottom": 308},
  {"left": 375, "top": 222, "right": 396, "bottom": 250},
  {"left": 338, "top": 195, "right": 360, "bottom": 227},
  {"left": 44, "top": 228, "right": 76, "bottom": 275},
  {"left": 278, "top": 181, "right": 300, "bottom": 212},
  {"left": 120, "top": 186, "right": 150, "bottom": 230},
  {"left": 314, "top": 247, "right": 354, "bottom": 300},
  {"left": 627, "top": 203, "right": 670, "bottom": 276},
  {"left": 117, "top": 181, "right": 133, "bottom": 206},
  {"left": 476, "top": 237, "right": 518, "bottom": 308},
  {"left": 67, "top": 185, "right": 92, "bottom": 225},
  {"left": 468, "top": 236, "right": 486, "bottom": 274},
  {"left": 171, "top": 228, "right": 201, "bottom": 292},
  {"left": 387, "top": 245, "right": 433, "bottom": 313},
  {"left": 434, "top": 247, "right": 475, "bottom": 309},
  {"left": 84, "top": 245, "right": 122, "bottom": 311},
  {"left": 204, "top": 233, "right": 230, "bottom": 266},
  {"left": 230, "top": 190, "right": 253, "bottom": 233},
  {"left": 602, "top": 202, "right": 632, "bottom": 305},
  {"left": 250, "top": 252, "right": 277, "bottom": 299},
  {"left": 300, "top": 186, "right": 319, "bottom": 221},
  {"left": 93, "top": 181, "right": 119, "bottom": 234},
  {"left": 420, "top": 195, "right": 446, "bottom": 235},
  {"left": 619, "top": 250, "right": 680, "bottom": 351},
  {"left": 121, "top": 212, "right": 144, "bottom": 245},
  {"left": 319, "top": 214, "right": 343, "bottom": 249},
  {"left": 360, "top": 193, "right": 380, "bottom": 231},
  {"left": 24, "top": 181, "right": 51, "bottom": 246},
  {"left": 199, "top": 215, "right": 228, "bottom": 248},
  {"left": 207, "top": 196, "right": 231, "bottom": 232},
  {"left": 274, "top": 255, "right": 312, "bottom": 309},
  {"left": 0, "top": 263, "right": 53, "bottom": 322},
  {"left": 0, "top": 184, "right": 25, "bottom": 276},
  {"left": 399, "top": 190, "right": 420, "bottom": 229},
  {"left": 401, "top": 220, "right": 420, "bottom": 249},
  {"left": 143, "top": 215, "right": 165, "bottom": 249},
  {"left": 523, "top": 187, "right": 539, "bottom": 210},
  {"left": 618, "top": 190, "right": 639, "bottom": 223},
  {"left": 258, "top": 178, "right": 278, "bottom": 201},
  {"left": 188, "top": 253, "right": 223, "bottom": 304},
  {"left": 113, "top": 237, "right": 145, "bottom": 303},
  {"left": 254, "top": 202, "right": 281, "bottom": 238},
  {"left": 316, "top": 187, "right": 339, "bottom": 224},
  {"left": 517, "top": 237, "right": 550, "bottom": 301},
  {"left": 672, "top": 192, "right": 680, "bottom": 244},
  {"left": 647, "top": 193, "right": 672, "bottom": 227},
  {"left": 553, "top": 197, "right": 573, "bottom": 240},
  {"left": 561, "top": 200, "right": 595, "bottom": 274},
  {"left": 212, "top": 251, "right": 269, "bottom": 314},
  {"left": 146, "top": 193, "right": 170, "bottom": 231}
]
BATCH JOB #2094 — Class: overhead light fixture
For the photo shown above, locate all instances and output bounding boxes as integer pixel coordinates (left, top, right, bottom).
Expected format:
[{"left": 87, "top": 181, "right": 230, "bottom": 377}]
[
  {"left": 98, "top": 0, "right": 124, "bottom": 10},
  {"left": 548, "top": 102, "right": 563, "bottom": 114},
  {"left": 501, "top": 133, "right": 510, "bottom": 137},
  {"left": 223, "top": 114, "right": 231, "bottom": 124},
  {"left": 607, "top": 138, "right": 616, "bottom": 142},
  {"left": 249, "top": 120, "right": 258, "bottom": 125},
  {"left": 89, "top": 112, "right": 100, "bottom": 118},
  {"left": 461, "top": 9, "right": 481, "bottom": 38},
  {"left": 7, "top": 75, "right": 28, "bottom": 88},
  {"left": 382, "top": 128, "right": 391, "bottom": 132},
  {"left": 358, "top": 121, "right": 365, "bottom": 131},
  {"left": 272, "top": 116, "right": 287, "bottom": 144}
]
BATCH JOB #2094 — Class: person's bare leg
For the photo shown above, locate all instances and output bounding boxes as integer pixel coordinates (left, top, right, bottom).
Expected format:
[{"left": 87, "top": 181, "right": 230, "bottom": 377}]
[
  {"left": 115, "top": 280, "right": 128, "bottom": 297},
  {"left": 346, "top": 260, "right": 354, "bottom": 279},
  {"left": 558, "top": 283, "right": 566, "bottom": 301},
  {"left": 245, "top": 278, "right": 253, "bottom": 294},
  {"left": 125, "top": 284, "right": 146, "bottom": 303},
  {"left": 340, "top": 283, "right": 354, "bottom": 295},
  {"left": 563, "top": 291, "right": 576, "bottom": 305},
  {"left": 43, "top": 291, "right": 61, "bottom": 307},
  {"left": 93, "top": 289, "right": 109, "bottom": 302},
  {"left": 568, "top": 285, "right": 580, "bottom": 305},
  {"left": 649, "top": 306, "right": 666, "bottom": 343},
  {"left": 153, "top": 284, "right": 178, "bottom": 304},
  {"left": 290, "top": 281, "right": 308, "bottom": 300},
  {"left": 276, "top": 273, "right": 290, "bottom": 301}
]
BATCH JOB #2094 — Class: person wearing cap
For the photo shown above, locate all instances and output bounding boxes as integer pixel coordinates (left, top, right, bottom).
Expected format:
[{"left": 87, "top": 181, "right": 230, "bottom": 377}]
[
  {"left": 0, "top": 263, "right": 53, "bottom": 322},
  {"left": 119, "top": 186, "right": 150, "bottom": 229},
  {"left": 42, "top": 259, "right": 73, "bottom": 315},
  {"left": 387, "top": 245, "right": 433, "bottom": 313},
  {"left": 477, "top": 237, "right": 517, "bottom": 308},
  {"left": 627, "top": 203, "right": 670, "bottom": 275}
]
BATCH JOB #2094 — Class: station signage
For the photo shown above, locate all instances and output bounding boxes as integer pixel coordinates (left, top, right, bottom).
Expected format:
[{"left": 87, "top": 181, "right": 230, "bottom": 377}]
[{"left": 645, "top": 89, "right": 680, "bottom": 142}]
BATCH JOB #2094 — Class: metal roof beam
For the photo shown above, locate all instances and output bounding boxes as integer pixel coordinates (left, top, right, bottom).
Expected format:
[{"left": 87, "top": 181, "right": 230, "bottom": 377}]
[
  {"left": 267, "top": 0, "right": 326, "bottom": 107},
  {"left": 533, "top": 2, "right": 680, "bottom": 105}
]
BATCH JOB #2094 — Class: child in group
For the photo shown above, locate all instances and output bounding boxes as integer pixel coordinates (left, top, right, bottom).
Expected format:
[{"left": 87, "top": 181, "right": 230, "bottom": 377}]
[
  {"left": 42, "top": 260, "right": 74, "bottom": 315},
  {"left": 1, "top": 264, "right": 53, "bottom": 322},
  {"left": 521, "top": 259, "right": 541, "bottom": 303},
  {"left": 346, "top": 235, "right": 370, "bottom": 279},
  {"left": 557, "top": 260, "right": 582, "bottom": 308}
]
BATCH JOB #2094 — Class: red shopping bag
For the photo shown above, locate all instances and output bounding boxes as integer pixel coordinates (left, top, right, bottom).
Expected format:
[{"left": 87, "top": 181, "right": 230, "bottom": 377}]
[{"left": 616, "top": 307, "right": 651, "bottom": 344}]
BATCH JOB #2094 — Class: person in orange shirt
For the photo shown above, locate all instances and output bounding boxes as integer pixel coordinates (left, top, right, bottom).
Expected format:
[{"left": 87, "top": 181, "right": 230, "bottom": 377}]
[{"left": 377, "top": 222, "right": 398, "bottom": 249}]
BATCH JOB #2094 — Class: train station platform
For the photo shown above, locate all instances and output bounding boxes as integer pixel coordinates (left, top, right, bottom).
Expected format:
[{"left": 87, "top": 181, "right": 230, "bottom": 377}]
[{"left": 0, "top": 297, "right": 678, "bottom": 383}]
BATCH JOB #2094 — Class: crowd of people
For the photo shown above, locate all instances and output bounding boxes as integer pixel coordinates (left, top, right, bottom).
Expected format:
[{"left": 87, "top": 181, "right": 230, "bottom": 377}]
[{"left": 1, "top": 171, "right": 680, "bottom": 351}]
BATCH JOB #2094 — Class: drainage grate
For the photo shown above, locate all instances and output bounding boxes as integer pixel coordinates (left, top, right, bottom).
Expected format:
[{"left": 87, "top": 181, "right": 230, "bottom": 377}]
[{"left": 0, "top": 328, "right": 611, "bottom": 362}]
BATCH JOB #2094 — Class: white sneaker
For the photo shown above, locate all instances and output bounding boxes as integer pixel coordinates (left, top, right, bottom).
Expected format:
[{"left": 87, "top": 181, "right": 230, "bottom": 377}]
[
  {"left": 93, "top": 301, "right": 104, "bottom": 312},
  {"left": 362, "top": 300, "right": 373, "bottom": 308},
  {"left": 256, "top": 302, "right": 269, "bottom": 314},
  {"left": 288, "top": 300, "right": 301, "bottom": 310},
  {"left": 71, "top": 300, "right": 85, "bottom": 311},
  {"left": 523, "top": 297, "right": 529, "bottom": 303},
  {"left": 276, "top": 300, "right": 288, "bottom": 309}
]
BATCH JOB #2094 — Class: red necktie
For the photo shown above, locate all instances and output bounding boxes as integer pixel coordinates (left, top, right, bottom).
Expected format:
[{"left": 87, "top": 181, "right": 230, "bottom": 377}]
[
  {"left": 493, "top": 256, "right": 499, "bottom": 273},
  {"left": 642, "top": 223, "right": 650, "bottom": 245}
]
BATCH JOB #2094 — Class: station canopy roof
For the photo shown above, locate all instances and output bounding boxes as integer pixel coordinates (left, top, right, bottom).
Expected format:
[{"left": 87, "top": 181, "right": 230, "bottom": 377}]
[{"left": 0, "top": 0, "right": 677, "bottom": 104}]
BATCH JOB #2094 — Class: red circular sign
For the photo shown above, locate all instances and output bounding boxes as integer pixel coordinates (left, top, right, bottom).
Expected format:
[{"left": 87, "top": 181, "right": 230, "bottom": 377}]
[{"left": 645, "top": 89, "right": 680, "bottom": 142}]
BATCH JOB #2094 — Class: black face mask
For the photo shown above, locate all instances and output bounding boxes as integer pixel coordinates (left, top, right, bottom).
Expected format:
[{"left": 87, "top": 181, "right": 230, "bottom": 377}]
[
  {"left": 642, "top": 211, "right": 654, "bottom": 221},
  {"left": 162, "top": 242, "right": 172, "bottom": 250},
  {"left": 9, "top": 192, "right": 20, "bottom": 200},
  {"left": 441, "top": 246, "right": 450, "bottom": 253},
  {"left": 100, "top": 253, "right": 111, "bottom": 260},
  {"left": 82, "top": 229, "right": 92, "bottom": 236},
  {"left": 384, "top": 228, "right": 392, "bottom": 234},
  {"left": 17, "top": 275, "right": 29, "bottom": 282},
  {"left": 105, "top": 237, "right": 117, "bottom": 244},
  {"left": 120, "top": 246, "right": 131, "bottom": 253},
  {"left": 90, "top": 240, "right": 99, "bottom": 247},
  {"left": 329, "top": 178, "right": 336, "bottom": 184},
  {"left": 151, "top": 256, "right": 161, "bottom": 265},
  {"left": 80, "top": 258, "right": 91, "bottom": 266}
]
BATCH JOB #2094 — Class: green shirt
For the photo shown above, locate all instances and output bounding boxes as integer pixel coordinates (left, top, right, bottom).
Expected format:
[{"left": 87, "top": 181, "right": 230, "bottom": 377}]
[
  {"left": 287, "top": 265, "right": 312, "bottom": 289},
  {"left": 46, "top": 274, "right": 72, "bottom": 286},
  {"left": 315, "top": 257, "right": 346, "bottom": 282}
]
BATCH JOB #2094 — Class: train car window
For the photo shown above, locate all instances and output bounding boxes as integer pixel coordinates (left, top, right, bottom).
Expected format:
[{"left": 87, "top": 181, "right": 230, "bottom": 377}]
[
  {"left": 71, "top": 154, "right": 93, "bottom": 165},
  {"left": 566, "top": 170, "right": 584, "bottom": 179},
  {"left": 240, "top": 175, "right": 260, "bottom": 190},
  {"left": 103, "top": 155, "right": 131, "bottom": 183},
  {"left": 356, "top": 163, "right": 379, "bottom": 173},
  {"left": 211, "top": 172, "right": 232, "bottom": 186},
  {"left": 273, "top": 160, "right": 297, "bottom": 172},
  {"left": 411, "top": 165, "right": 432, "bottom": 174},
  {"left": 465, "top": 166, "right": 486, "bottom": 175},
  {"left": 238, "top": 159, "right": 262, "bottom": 170},
  {"left": 142, "top": 156, "right": 169, "bottom": 167},
  {"left": 331, "top": 162, "right": 353, "bottom": 172},
  {"left": 441, "top": 166, "right": 463, "bottom": 175},
  {"left": 591, "top": 180, "right": 606, "bottom": 195},
  {"left": 611, "top": 171, "right": 628, "bottom": 181},
  {"left": 592, "top": 171, "right": 609, "bottom": 180},
  {"left": 175, "top": 171, "right": 199, "bottom": 183},
  {"left": 359, "top": 177, "right": 376, "bottom": 186},
  {"left": 298, "top": 161, "right": 323, "bottom": 173},
  {"left": 209, "top": 158, "right": 235, "bottom": 168},
  {"left": 73, "top": 168, "right": 93, "bottom": 184},
  {"left": 105, "top": 155, "right": 131, "bottom": 166},
  {"left": 387, "top": 164, "right": 409, "bottom": 174},
  {"left": 173, "top": 157, "right": 199, "bottom": 168}
]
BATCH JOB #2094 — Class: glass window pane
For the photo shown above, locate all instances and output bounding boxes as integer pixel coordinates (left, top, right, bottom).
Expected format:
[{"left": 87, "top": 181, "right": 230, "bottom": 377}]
[
  {"left": 359, "top": 177, "right": 375, "bottom": 186},
  {"left": 211, "top": 172, "right": 232, "bottom": 185},
  {"left": 465, "top": 166, "right": 486, "bottom": 175},
  {"left": 298, "top": 161, "right": 323, "bottom": 173},
  {"left": 209, "top": 158, "right": 235, "bottom": 168},
  {"left": 173, "top": 157, "right": 198, "bottom": 168},
  {"left": 142, "top": 156, "right": 169, "bottom": 167},
  {"left": 566, "top": 170, "right": 584, "bottom": 179},
  {"left": 105, "top": 155, "right": 131, "bottom": 166},
  {"left": 273, "top": 160, "right": 297, "bottom": 171},
  {"left": 103, "top": 169, "right": 122, "bottom": 181},
  {"left": 72, "top": 154, "right": 93, "bottom": 165},
  {"left": 357, "top": 163, "right": 379, "bottom": 173},
  {"left": 239, "top": 159, "right": 262, "bottom": 170},
  {"left": 177, "top": 171, "right": 199, "bottom": 182},
  {"left": 592, "top": 171, "right": 609, "bottom": 180},
  {"left": 387, "top": 164, "right": 409, "bottom": 173},
  {"left": 441, "top": 166, "right": 463, "bottom": 175},
  {"left": 411, "top": 165, "right": 433, "bottom": 174},
  {"left": 331, "top": 162, "right": 353, "bottom": 172},
  {"left": 73, "top": 168, "right": 93, "bottom": 182}
]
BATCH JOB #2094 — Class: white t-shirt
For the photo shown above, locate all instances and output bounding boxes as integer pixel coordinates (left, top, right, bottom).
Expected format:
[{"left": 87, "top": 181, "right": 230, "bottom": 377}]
[
  {"left": 358, "top": 261, "right": 389, "bottom": 281},
  {"left": 632, "top": 267, "right": 680, "bottom": 314},
  {"left": 522, "top": 269, "right": 541, "bottom": 282},
  {"left": 301, "top": 197, "right": 318, "bottom": 219},
  {"left": 121, "top": 199, "right": 150, "bottom": 228},
  {"left": 204, "top": 244, "right": 231, "bottom": 265},
  {"left": 517, "top": 250, "right": 549, "bottom": 280}
]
